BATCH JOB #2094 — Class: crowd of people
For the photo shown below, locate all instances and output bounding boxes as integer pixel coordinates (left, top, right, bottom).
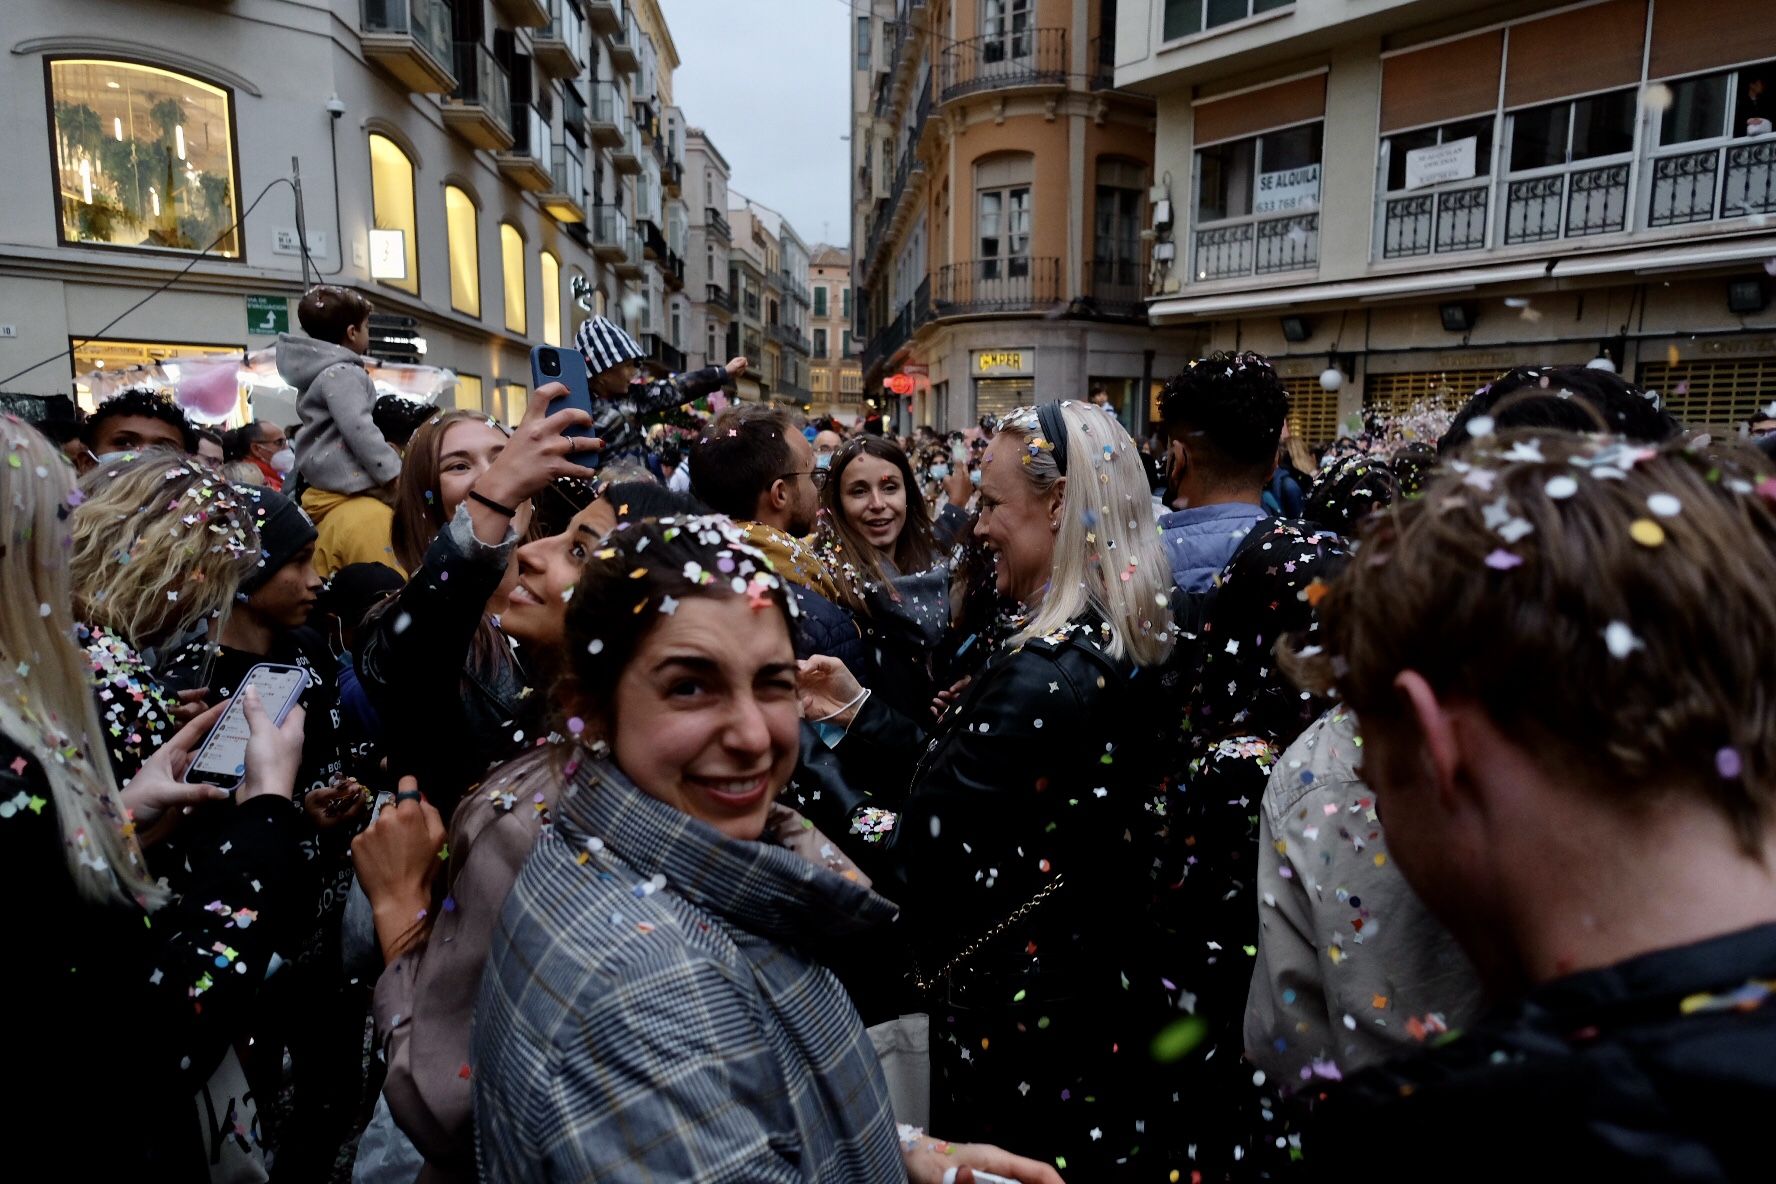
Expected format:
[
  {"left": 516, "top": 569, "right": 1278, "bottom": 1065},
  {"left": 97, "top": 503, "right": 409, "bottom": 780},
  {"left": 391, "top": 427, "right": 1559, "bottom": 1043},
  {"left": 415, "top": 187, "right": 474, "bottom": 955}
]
[{"left": 7, "top": 280, "right": 1776, "bottom": 1183}]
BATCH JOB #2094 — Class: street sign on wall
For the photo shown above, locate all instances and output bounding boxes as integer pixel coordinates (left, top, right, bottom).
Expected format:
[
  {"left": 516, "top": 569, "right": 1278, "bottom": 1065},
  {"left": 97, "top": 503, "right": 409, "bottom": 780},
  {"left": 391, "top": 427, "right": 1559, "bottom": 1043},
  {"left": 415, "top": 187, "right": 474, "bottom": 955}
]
[{"left": 246, "top": 295, "right": 289, "bottom": 336}]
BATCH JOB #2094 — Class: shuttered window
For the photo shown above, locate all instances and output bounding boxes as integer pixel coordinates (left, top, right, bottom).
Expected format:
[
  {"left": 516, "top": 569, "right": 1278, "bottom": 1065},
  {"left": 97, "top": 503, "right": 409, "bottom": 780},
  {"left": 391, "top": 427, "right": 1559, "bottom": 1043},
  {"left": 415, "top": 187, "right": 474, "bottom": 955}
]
[
  {"left": 1194, "top": 73, "right": 1325, "bottom": 146},
  {"left": 1639, "top": 356, "right": 1776, "bottom": 429},
  {"left": 1380, "top": 32, "right": 1503, "bottom": 133},
  {"left": 1363, "top": 368, "right": 1503, "bottom": 419},
  {"left": 1504, "top": 0, "right": 1646, "bottom": 109},
  {"left": 1280, "top": 375, "right": 1341, "bottom": 448},
  {"left": 1650, "top": 0, "right": 1776, "bottom": 82}
]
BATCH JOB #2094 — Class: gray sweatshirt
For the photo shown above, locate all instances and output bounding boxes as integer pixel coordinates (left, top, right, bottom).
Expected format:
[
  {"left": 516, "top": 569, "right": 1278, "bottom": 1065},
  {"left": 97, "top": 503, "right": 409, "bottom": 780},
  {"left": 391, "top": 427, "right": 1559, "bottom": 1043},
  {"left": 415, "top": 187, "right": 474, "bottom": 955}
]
[{"left": 277, "top": 333, "right": 402, "bottom": 496}]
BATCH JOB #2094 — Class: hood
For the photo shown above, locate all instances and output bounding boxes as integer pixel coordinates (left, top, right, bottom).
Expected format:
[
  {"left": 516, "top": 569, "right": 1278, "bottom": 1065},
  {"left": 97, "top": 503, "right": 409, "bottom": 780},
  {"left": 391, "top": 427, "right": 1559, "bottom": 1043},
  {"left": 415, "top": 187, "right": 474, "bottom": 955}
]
[{"left": 275, "top": 333, "right": 365, "bottom": 391}]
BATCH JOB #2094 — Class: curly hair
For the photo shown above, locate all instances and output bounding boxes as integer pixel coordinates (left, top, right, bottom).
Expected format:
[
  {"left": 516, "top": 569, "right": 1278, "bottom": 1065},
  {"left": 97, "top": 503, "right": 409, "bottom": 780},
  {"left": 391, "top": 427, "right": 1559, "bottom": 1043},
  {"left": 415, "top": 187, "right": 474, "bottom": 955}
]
[
  {"left": 1438, "top": 364, "right": 1679, "bottom": 455},
  {"left": 1158, "top": 351, "right": 1291, "bottom": 485},
  {"left": 81, "top": 389, "right": 198, "bottom": 454}
]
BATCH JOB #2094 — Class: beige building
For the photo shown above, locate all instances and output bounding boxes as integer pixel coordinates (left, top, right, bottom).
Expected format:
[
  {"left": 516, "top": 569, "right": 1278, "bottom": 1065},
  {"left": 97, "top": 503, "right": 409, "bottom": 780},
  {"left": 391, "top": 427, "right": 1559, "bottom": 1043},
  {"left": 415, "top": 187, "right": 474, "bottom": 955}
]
[
  {"left": 850, "top": 0, "right": 1197, "bottom": 435},
  {"left": 809, "top": 244, "right": 865, "bottom": 416},
  {"left": 1, "top": 0, "right": 695, "bottom": 422},
  {"left": 1115, "top": 0, "right": 1776, "bottom": 444}
]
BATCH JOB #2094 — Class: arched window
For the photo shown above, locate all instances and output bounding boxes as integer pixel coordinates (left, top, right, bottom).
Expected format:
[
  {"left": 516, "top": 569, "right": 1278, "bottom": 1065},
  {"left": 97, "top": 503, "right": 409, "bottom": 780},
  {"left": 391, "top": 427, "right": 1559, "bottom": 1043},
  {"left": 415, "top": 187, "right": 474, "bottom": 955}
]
[
  {"left": 974, "top": 152, "right": 1033, "bottom": 279},
  {"left": 369, "top": 133, "right": 419, "bottom": 294},
  {"left": 540, "top": 250, "right": 561, "bottom": 346},
  {"left": 49, "top": 58, "right": 242, "bottom": 256},
  {"left": 500, "top": 223, "right": 526, "bottom": 334},
  {"left": 445, "top": 184, "right": 480, "bottom": 317}
]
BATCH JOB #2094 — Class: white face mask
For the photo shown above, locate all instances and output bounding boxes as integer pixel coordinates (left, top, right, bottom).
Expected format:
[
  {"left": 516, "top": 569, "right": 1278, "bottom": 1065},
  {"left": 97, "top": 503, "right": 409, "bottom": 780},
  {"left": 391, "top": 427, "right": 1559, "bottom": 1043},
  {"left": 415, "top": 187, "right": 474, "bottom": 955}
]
[{"left": 270, "top": 447, "right": 296, "bottom": 475}]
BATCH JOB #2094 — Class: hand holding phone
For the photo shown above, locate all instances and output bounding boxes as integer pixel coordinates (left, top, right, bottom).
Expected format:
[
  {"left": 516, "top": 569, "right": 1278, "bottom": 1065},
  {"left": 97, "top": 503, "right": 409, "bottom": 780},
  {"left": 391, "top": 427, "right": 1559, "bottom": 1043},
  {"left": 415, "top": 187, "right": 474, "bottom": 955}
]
[
  {"left": 186, "top": 665, "right": 309, "bottom": 791},
  {"left": 531, "top": 345, "right": 602, "bottom": 469}
]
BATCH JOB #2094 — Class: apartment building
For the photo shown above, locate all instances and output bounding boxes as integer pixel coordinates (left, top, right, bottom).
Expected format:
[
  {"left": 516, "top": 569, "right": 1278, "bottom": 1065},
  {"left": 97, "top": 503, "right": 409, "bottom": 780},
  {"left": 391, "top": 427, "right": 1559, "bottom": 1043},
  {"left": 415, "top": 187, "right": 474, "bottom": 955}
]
[
  {"left": 850, "top": 0, "right": 1196, "bottom": 435},
  {"left": 1116, "top": 0, "right": 1776, "bottom": 441},
  {"left": 809, "top": 244, "right": 865, "bottom": 415},
  {"left": 683, "top": 128, "right": 737, "bottom": 375},
  {"left": 2, "top": 0, "right": 691, "bottom": 421}
]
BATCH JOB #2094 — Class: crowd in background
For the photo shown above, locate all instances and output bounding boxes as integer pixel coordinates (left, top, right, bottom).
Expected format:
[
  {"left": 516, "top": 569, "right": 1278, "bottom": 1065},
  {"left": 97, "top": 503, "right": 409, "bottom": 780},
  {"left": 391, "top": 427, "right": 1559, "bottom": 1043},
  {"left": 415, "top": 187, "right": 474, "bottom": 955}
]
[{"left": 6, "top": 281, "right": 1776, "bottom": 1183}]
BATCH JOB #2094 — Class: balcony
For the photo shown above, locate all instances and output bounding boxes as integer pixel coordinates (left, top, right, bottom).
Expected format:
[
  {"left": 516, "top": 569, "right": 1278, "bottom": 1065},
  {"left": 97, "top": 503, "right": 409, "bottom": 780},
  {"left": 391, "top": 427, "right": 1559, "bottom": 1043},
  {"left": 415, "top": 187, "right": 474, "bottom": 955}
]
[
  {"left": 542, "top": 141, "right": 588, "bottom": 224},
  {"left": 585, "top": 0, "right": 621, "bottom": 35},
  {"left": 492, "top": 0, "right": 548, "bottom": 27},
  {"left": 639, "top": 218, "right": 667, "bottom": 260},
  {"left": 769, "top": 322, "right": 811, "bottom": 355},
  {"left": 442, "top": 42, "right": 513, "bottom": 150},
  {"left": 1194, "top": 213, "right": 1319, "bottom": 281},
  {"left": 663, "top": 250, "right": 686, "bottom": 290},
  {"left": 1649, "top": 137, "right": 1776, "bottom": 228},
  {"left": 587, "top": 81, "right": 623, "bottom": 146},
  {"left": 592, "top": 206, "right": 629, "bottom": 262},
  {"left": 706, "top": 283, "right": 736, "bottom": 314},
  {"left": 664, "top": 158, "right": 684, "bottom": 196},
  {"left": 641, "top": 332, "right": 686, "bottom": 374},
  {"left": 495, "top": 102, "right": 554, "bottom": 191},
  {"left": 705, "top": 207, "right": 731, "bottom": 243},
  {"left": 533, "top": 0, "right": 586, "bottom": 79},
  {"left": 1089, "top": 32, "right": 1114, "bottom": 90},
  {"left": 611, "top": 119, "right": 642, "bottom": 174},
  {"left": 930, "top": 257, "right": 1062, "bottom": 317},
  {"left": 560, "top": 82, "right": 587, "bottom": 144},
  {"left": 1088, "top": 257, "right": 1147, "bottom": 319},
  {"left": 616, "top": 229, "right": 645, "bottom": 279},
  {"left": 609, "top": 12, "right": 640, "bottom": 75},
  {"left": 780, "top": 270, "right": 811, "bottom": 307},
  {"left": 359, "top": 0, "right": 456, "bottom": 94},
  {"left": 940, "top": 28, "right": 1066, "bottom": 104}
]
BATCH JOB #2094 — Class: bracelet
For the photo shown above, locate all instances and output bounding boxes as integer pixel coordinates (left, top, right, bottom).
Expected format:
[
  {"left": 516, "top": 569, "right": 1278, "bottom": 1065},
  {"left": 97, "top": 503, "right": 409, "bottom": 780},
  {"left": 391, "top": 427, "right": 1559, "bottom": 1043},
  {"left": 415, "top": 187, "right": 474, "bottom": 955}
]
[
  {"left": 812, "top": 685, "right": 870, "bottom": 724},
  {"left": 467, "top": 489, "right": 518, "bottom": 518}
]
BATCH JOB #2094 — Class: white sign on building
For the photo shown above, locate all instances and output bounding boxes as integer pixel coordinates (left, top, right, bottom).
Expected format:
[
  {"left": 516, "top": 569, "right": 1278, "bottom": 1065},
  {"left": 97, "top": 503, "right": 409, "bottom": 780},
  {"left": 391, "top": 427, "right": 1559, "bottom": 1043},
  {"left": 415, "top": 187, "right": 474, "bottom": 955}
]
[
  {"left": 1404, "top": 137, "right": 1479, "bottom": 190},
  {"left": 1254, "top": 163, "right": 1321, "bottom": 215}
]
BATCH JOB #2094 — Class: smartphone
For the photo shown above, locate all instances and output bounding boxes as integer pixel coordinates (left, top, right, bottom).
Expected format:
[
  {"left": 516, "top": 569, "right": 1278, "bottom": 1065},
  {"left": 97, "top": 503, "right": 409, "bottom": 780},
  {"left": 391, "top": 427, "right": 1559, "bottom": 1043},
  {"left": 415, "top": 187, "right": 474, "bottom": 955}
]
[
  {"left": 185, "top": 663, "right": 310, "bottom": 789},
  {"left": 531, "top": 345, "right": 602, "bottom": 469}
]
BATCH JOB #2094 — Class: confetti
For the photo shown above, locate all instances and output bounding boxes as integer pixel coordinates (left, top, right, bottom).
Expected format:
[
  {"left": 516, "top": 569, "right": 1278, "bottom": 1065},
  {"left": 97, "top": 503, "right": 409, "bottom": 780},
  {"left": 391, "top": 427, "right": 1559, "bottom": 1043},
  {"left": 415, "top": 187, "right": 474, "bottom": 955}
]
[{"left": 1629, "top": 519, "right": 1666, "bottom": 548}]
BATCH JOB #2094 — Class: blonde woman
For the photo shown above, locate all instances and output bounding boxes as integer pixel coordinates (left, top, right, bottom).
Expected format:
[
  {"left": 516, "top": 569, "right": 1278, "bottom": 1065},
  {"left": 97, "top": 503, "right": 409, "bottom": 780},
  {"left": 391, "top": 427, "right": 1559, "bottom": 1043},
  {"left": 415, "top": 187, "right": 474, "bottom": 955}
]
[
  {"left": 70, "top": 451, "right": 263, "bottom": 778},
  {"left": 799, "top": 401, "right": 1175, "bottom": 1178},
  {"left": 0, "top": 416, "right": 308, "bottom": 1175}
]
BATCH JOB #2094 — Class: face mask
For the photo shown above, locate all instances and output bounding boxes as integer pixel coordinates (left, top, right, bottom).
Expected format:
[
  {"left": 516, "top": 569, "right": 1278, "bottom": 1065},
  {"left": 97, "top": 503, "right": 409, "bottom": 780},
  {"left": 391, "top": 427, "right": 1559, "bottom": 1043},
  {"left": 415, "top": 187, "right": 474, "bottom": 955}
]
[
  {"left": 814, "top": 452, "right": 832, "bottom": 470},
  {"left": 928, "top": 463, "right": 950, "bottom": 480},
  {"left": 89, "top": 450, "right": 136, "bottom": 466},
  {"left": 270, "top": 447, "right": 296, "bottom": 475}
]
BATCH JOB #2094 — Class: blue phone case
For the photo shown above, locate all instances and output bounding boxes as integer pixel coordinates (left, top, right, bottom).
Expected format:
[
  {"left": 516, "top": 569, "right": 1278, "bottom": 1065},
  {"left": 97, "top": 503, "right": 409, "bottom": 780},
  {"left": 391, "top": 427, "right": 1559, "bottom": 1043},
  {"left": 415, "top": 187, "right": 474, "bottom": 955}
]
[{"left": 530, "top": 345, "right": 602, "bottom": 469}]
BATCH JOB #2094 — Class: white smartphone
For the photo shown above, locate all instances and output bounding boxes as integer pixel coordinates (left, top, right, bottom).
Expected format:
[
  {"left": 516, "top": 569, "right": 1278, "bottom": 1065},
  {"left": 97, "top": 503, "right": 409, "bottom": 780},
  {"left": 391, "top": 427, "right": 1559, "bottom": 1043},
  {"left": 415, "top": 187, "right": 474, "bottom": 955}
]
[{"left": 185, "top": 663, "right": 309, "bottom": 789}]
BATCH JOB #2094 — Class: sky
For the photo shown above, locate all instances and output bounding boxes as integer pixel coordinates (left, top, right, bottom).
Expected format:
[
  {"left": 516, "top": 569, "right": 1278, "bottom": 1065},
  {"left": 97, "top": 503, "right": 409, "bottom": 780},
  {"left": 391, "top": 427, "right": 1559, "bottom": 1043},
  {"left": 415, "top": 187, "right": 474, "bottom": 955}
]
[{"left": 661, "top": 0, "right": 853, "bottom": 250}]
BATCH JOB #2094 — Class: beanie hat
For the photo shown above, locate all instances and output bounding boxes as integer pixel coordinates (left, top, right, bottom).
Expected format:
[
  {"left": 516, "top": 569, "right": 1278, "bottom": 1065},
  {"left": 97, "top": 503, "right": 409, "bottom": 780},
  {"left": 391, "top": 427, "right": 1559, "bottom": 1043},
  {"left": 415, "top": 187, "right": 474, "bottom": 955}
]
[
  {"left": 238, "top": 485, "right": 318, "bottom": 594},
  {"left": 574, "top": 316, "right": 646, "bottom": 377},
  {"left": 315, "top": 561, "right": 404, "bottom": 630}
]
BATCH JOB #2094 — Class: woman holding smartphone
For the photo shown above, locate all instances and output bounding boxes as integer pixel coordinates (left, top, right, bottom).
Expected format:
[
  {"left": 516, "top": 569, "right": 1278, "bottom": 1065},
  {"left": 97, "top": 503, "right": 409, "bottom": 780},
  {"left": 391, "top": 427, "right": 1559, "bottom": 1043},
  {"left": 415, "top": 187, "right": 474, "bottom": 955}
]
[{"left": 0, "top": 417, "right": 309, "bottom": 1175}]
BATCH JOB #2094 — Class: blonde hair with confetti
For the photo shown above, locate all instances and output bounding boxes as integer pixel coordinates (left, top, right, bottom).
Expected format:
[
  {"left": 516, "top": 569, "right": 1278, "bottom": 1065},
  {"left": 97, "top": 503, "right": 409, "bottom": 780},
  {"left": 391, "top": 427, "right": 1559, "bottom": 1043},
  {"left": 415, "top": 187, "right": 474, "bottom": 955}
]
[
  {"left": 0, "top": 420, "right": 163, "bottom": 906},
  {"left": 70, "top": 452, "right": 260, "bottom": 652},
  {"left": 995, "top": 402, "right": 1174, "bottom": 667}
]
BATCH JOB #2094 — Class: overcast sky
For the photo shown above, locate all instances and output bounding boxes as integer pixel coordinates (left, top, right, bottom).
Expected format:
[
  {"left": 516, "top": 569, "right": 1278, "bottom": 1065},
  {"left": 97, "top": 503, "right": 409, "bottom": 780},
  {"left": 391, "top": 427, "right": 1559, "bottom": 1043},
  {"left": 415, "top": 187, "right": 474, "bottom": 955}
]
[{"left": 663, "top": 0, "right": 852, "bottom": 250}]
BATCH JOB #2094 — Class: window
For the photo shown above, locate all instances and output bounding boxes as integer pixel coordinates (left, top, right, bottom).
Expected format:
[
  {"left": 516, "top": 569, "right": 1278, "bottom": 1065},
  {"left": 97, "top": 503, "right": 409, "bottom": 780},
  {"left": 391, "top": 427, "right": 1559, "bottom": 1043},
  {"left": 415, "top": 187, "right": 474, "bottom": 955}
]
[
  {"left": 369, "top": 134, "right": 419, "bottom": 294},
  {"left": 1196, "top": 123, "right": 1323, "bottom": 221},
  {"left": 1661, "top": 73, "right": 1730, "bottom": 145},
  {"left": 842, "top": 329, "right": 852, "bottom": 356},
  {"left": 813, "top": 285, "right": 828, "bottom": 317},
  {"left": 49, "top": 59, "right": 241, "bottom": 256},
  {"left": 1383, "top": 117, "right": 1494, "bottom": 192},
  {"left": 976, "top": 153, "right": 1033, "bottom": 279},
  {"left": 540, "top": 250, "right": 561, "bottom": 346},
  {"left": 1164, "top": 0, "right": 1291, "bottom": 41},
  {"left": 495, "top": 382, "right": 528, "bottom": 427},
  {"left": 842, "top": 286, "right": 852, "bottom": 319},
  {"left": 814, "top": 328, "right": 828, "bottom": 358},
  {"left": 706, "top": 322, "right": 717, "bottom": 362},
  {"left": 1094, "top": 158, "right": 1145, "bottom": 290},
  {"left": 982, "top": 0, "right": 1033, "bottom": 62},
  {"left": 501, "top": 223, "right": 526, "bottom": 334},
  {"left": 856, "top": 16, "right": 871, "bottom": 71},
  {"left": 457, "top": 373, "right": 483, "bottom": 415},
  {"left": 1508, "top": 89, "right": 1635, "bottom": 172},
  {"left": 445, "top": 185, "right": 480, "bottom": 316}
]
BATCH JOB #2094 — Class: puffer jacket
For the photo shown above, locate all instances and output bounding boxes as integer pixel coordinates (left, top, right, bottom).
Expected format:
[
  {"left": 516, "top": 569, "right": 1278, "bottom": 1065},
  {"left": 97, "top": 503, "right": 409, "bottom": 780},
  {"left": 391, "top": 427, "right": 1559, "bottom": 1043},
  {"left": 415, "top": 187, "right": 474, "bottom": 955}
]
[
  {"left": 831, "top": 613, "right": 1173, "bottom": 1177},
  {"left": 277, "top": 333, "right": 402, "bottom": 496},
  {"left": 355, "top": 507, "right": 537, "bottom": 817}
]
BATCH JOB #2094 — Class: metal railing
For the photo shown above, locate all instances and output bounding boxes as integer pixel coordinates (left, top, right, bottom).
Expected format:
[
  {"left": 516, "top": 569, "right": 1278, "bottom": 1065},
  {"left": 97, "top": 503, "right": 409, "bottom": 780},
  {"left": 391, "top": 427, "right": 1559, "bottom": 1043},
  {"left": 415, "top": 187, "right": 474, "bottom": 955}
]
[
  {"left": 1502, "top": 163, "right": 1629, "bottom": 245},
  {"left": 641, "top": 332, "right": 686, "bottom": 373},
  {"left": 448, "top": 42, "right": 511, "bottom": 132},
  {"left": 705, "top": 208, "right": 731, "bottom": 241},
  {"left": 1089, "top": 32, "right": 1114, "bottom": 90},
  {"left": 706, "top": 283, "right": 735, "bottom": 313},
  {"left": 550, "top": 140, "right": 584, "bottom": 203},
  {"left": 1381, "top": 183, "right": 1488, "bottom": 259},
  {"left": 940, "top": 27, "right": 1066, "bottom": 104},
  {"left": 1649, "top": 137, "right": 1776, "bottom": 228},
  {"left": 769, "top": 322, "right": 811, "bottom": 354},
  {"left": 639, "top": 218, "right": 668, "bottom": 259},
  {"left": 1089, "top": 257, "right": 1145, "bottom": 317},
  {"left": 593, "top": 205, "right": 628, "bottom": 250},
  {"left": 1194, "top": 213, "right": 1318, "bottom": 281},
  {"left": 361, "top": 0, "right": 453, "bottom": 67},
  {"left": 780, "top": 270, "right": 810, "bottom": 306},
  {"left": 560, "top": 83, "right": 586, "bottom": 141},
  {"left": 508, "top": 102, "right": 553, "bottom": 170},
  {"left": 538, "top": 0, "right": 586, "bottom": 68},
  {"left": 931, "top": 257, "right": 1061, "bottom": 315}
]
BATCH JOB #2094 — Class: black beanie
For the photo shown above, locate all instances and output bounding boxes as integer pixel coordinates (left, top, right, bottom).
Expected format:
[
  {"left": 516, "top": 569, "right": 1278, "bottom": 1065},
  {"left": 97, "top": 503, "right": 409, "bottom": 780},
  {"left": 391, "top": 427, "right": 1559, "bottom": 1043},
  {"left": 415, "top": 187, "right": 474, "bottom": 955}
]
[{"left": 238, "top": 485, "right": 319, "bottom": 594}]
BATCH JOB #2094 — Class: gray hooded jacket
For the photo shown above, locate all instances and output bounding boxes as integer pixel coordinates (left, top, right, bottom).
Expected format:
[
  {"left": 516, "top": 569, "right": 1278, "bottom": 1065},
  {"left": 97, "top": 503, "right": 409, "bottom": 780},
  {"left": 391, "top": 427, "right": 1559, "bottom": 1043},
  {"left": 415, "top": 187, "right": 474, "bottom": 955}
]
[{"left": 276, "top": 333, "right": 402, "bottom": 496}]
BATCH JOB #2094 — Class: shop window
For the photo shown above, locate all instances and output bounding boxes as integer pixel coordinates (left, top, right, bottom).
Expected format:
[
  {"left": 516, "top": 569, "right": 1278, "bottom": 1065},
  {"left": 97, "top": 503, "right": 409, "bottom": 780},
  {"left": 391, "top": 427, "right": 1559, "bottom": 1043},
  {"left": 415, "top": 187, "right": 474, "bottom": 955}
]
[
  {"left": 1164, "top": 0, "right": 1291, "bottom": 42},
  {"left": 493, "top": 381, "right": 528, "bottom": 427},
  {"left": 49, "top": 58, "right": 241, "bottom": 256},
  {"left": 370, "top": 133, "right": 419, "bottom": 294},
  {"left": 540, "top": 250, "right": 561, "bottom": 346},
  {"left": 445, "top": 185, "right": 480, "bottom": 317},
  {"left": 457, "top": 373, "right": 484, "bottom": 415},
  {"left": 501, "top": 223, "right": 526, "bottom": 334}
]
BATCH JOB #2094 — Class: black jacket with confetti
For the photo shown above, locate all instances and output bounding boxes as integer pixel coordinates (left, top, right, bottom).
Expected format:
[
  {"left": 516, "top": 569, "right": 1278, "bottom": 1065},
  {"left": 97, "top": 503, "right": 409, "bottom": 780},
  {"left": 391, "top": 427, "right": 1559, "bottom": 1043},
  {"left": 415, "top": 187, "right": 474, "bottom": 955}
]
[{"left": 0, "top": 734, "right": 310, "bottom": 1176}]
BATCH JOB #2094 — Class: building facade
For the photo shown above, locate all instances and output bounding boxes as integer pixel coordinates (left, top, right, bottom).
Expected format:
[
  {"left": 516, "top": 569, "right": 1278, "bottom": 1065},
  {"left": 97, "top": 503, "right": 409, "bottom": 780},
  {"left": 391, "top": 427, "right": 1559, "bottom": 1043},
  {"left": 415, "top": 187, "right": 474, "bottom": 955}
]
[
  {"left": 850, "top": 0, "right": 1196, "bottom": 435},
  {"left": 808, "top": 244, "right": 865, "bottom": 415},
  {"left": 2, "top": 0, "right": 695, "bottom": 422},
  {"left": 1116, "top": 0, "right": 1776, "bottom": 443}
]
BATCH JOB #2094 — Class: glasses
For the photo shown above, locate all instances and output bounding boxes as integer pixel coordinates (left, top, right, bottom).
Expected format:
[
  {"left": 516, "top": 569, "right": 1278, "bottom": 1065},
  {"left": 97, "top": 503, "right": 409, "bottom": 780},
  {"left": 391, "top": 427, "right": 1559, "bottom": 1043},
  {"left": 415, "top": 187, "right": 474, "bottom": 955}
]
[{"left": 782, "top": 468, "right": 830, "bottom": 490}]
